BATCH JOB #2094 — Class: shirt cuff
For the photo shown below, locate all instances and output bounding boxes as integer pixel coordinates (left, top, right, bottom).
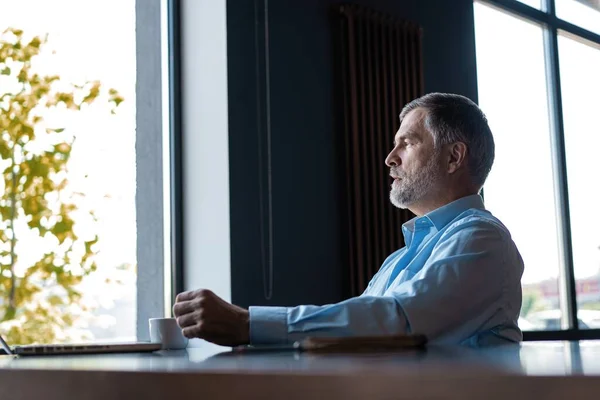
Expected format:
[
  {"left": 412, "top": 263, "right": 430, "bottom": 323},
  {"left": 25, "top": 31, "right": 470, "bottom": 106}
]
[{"left": 249, "top": 306, "right": 289, "bottom": 344}]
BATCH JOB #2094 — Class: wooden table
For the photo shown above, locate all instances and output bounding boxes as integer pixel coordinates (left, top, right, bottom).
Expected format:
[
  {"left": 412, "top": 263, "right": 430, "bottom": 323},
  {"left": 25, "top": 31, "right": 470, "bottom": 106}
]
[{"left": 2, "top": 341, "right": 600, "bottom": 399}]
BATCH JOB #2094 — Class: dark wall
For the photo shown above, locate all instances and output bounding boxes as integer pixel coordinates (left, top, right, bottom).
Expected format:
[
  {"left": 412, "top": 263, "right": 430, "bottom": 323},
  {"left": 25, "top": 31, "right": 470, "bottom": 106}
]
[{"left": 227, "top": 0, "right": 478, "bottom": 308}]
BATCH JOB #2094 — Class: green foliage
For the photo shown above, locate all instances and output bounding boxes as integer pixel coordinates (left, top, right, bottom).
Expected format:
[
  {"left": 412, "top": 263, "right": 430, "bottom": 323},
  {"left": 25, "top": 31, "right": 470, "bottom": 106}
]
[
  {"left": 521, "top": 288, "right": 549, "bottom": 318},
  {"left": 521, "top": 291, "right": 538, "bottom": 318},
  {"left": 0, "top": 28, "right": 123, "bottom": 344},
  {"left": 580, "top": 302, "right": 600, "bottom": 311}
]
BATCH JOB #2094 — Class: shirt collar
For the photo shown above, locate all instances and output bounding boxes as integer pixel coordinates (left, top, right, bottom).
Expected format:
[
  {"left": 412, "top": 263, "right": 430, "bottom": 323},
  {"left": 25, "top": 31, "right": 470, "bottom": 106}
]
[{"left": 404, "top": 194, "right": 485, "bottom": 233}]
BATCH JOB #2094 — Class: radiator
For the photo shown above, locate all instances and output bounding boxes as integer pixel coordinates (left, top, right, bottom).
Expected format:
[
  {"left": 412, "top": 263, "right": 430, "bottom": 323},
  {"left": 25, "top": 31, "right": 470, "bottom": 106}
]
[{"left": 334, "top": 4, "right": 424, "bottom": 296}]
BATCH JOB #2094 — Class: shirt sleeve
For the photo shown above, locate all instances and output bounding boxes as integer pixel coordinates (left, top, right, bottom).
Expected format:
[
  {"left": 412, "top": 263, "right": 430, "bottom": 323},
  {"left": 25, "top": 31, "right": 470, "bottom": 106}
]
[{"left": 249, "top": 219, "right": 517, "bottom": 345}]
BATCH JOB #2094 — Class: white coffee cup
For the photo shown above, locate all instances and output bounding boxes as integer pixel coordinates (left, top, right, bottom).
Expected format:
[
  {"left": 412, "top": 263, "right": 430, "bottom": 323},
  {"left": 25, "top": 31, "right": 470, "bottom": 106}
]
[{"left": 149, "top": 318, "right": 189, "bottom": 350}]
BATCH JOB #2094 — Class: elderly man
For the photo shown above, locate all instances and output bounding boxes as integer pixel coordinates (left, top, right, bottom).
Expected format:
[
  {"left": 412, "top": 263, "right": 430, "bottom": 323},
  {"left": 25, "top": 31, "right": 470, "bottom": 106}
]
[{"left": 173, "top": 93, "right": 524, "bottom": 346}]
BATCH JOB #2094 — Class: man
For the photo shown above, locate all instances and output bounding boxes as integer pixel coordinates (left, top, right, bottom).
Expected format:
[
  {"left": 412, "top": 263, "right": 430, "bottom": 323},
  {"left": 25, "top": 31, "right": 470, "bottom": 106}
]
[{"left": 173, "top": 93, "right": 524, "bottom": 346}]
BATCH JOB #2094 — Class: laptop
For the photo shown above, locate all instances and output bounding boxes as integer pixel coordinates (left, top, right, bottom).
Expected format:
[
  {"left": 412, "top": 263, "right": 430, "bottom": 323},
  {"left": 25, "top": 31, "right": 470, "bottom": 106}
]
[{"left": 0, "top": 334, "right": 161, "bottom": 356}]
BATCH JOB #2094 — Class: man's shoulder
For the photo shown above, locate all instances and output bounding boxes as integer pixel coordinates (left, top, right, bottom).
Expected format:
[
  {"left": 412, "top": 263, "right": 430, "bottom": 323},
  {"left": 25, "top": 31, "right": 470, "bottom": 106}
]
[
  {"left": 442, "top": 208, "right": 512, "bottom": 240},
  {"left": 434, "top": 209, "right": 522, "bottom": 266}
]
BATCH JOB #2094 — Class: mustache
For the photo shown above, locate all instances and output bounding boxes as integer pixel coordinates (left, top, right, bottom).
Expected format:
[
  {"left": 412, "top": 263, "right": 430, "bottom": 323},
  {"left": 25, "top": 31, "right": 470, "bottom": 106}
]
[{"left": 389, "top": 168, "right": 404, "bottom": 179}]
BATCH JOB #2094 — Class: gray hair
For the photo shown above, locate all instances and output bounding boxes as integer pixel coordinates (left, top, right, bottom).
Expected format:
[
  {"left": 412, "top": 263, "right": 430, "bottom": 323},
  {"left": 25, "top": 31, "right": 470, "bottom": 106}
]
[{"left": 399, "top": 92, "right": 495, "bottom": 189}]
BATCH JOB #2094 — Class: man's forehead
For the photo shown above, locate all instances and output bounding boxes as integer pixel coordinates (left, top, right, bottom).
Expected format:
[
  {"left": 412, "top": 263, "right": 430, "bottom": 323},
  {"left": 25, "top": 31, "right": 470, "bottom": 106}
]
[
  {"left": 396, "top": 108, "right": 427, "bottom": 137},
  {"left": 399, "top": 107, "right": 427, "bottom": 127}
]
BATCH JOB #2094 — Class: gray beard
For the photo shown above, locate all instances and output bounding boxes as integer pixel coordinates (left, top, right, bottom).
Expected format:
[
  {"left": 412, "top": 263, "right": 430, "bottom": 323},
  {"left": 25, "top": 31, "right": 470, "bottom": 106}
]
[{"left": 389, "top": 153, "right": 442, "bottom": 209}]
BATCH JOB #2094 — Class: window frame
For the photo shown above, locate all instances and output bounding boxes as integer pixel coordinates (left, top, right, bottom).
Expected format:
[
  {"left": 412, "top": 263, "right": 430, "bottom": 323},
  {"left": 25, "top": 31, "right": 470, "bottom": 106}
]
[
  {"left": 166, "top": 0, "right": 185, "bottom": 307},
  {"left": 135, "top": 0, "right": 166, "bottom": 341},
  {"left": 135, "top": 0, "right": 184, "bottom": 340},
  {"left": 478, "top": 0, "right": 600, "bottom": 341}
]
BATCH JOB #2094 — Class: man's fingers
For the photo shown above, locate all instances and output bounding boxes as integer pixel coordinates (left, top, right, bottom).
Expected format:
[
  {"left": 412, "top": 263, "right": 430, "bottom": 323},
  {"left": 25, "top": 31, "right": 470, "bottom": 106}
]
[
  {"left": 172, "top": 300, "right": 198, "bottom": 317},
  {"left": 182, "top": 322, "right": 206, "bottom": 339},
  {"left": 175, "top": 288, "right": 214, "bottom": 303},
  {"left": 175, "top": 290, "right": 195, "bottom": 303},
  {"left": 176, "top": 311, "right": 200, "bottom": 328},
  {"left": 182, "top": 326, "right": 196, "bottom": 338}
]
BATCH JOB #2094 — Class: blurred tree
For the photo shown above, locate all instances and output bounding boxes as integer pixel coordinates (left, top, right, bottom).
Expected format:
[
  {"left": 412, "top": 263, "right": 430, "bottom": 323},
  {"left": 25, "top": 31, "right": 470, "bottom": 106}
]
[
  {"left": 0, "top": 28, "right": 123, "bottom": 344},
  {"left": 521, "top": 289, "right": 544, "bottom": 318},
  {"left": 521, "top": 292, "right": 536, "bottom": 318}
]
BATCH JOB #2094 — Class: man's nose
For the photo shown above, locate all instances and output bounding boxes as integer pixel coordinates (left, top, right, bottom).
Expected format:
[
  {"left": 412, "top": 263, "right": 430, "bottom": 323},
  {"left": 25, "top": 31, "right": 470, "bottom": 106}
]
[{"left": 385, "top": 149, "right": 400, "bottom": 167}]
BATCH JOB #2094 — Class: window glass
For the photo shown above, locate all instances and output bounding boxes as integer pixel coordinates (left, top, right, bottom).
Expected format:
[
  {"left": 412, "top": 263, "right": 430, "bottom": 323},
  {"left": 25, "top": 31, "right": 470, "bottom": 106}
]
[
  {"left": 559, "top": 34, "right": 600, "bottom": 329},
  {"left": 475, "top": 2, "right": 562, "bottom": 331},
  {"left": 0, "top": 0, "right": 137, "bottom": 344},
  {"left": 556, "top": 0, "right": 600, "bottom": 35},
  {"left": 517, "top": 0, "right": 542, "bottom": 10}
]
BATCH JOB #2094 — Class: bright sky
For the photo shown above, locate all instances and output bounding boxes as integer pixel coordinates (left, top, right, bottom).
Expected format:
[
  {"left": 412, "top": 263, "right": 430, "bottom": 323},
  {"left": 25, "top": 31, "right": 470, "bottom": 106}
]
[
  {"left": 0, "top": 0, "right": 137, "bottom": 316},
  {"left": 475, "top": 1, "right": 600, "bottom": 284}
]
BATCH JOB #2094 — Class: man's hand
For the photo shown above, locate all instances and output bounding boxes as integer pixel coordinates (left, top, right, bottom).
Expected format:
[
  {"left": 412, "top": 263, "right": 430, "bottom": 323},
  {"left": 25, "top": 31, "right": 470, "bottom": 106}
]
[{"left": 172, "top": 289, "right": 250, "bottom": 347}]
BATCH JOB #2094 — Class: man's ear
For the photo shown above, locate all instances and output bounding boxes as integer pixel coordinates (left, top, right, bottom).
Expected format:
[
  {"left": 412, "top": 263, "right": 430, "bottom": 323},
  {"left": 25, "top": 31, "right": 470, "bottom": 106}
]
[{"left": 447, "top": 142, "right": 468, "bottom": 174}]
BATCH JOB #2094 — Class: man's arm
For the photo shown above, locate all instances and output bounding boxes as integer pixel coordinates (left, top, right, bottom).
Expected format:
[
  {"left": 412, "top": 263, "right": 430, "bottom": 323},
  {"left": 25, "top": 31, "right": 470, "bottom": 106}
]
[
  {"left": 250, "top": 220, "right": 520, "bottom": 344},
  {"left": 249, "top": 296, "right": 409, "bottom": 344}
]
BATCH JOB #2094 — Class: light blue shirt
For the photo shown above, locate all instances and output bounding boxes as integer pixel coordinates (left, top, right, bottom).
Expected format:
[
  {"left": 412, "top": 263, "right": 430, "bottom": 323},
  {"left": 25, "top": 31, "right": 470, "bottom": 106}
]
[{"left": 249, "top": 194, "right": 524, "bottom": 346}]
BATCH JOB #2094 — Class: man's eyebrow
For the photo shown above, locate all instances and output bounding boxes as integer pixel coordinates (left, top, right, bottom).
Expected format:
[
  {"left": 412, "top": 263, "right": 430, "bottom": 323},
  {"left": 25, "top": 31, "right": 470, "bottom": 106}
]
[{"left": 394, "top": 131, "right": 420, "bottom": 145}]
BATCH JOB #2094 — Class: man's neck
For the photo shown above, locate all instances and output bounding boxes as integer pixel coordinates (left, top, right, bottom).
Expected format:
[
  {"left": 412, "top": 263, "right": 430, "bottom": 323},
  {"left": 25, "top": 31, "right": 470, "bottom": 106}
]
[{"left": 409, "top": 188, "right": 478, "bottom": 217}]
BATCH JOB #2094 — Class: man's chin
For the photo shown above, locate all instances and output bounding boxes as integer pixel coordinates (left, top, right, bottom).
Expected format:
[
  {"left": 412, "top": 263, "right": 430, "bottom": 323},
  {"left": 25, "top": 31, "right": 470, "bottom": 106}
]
[{"left": 389, "top": 193, "right": 412, "bottom": 209}]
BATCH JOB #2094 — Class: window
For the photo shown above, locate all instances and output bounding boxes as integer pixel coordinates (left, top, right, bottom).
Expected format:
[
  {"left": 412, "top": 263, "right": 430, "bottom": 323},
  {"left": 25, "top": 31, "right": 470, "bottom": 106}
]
[
  {"left": 555, "top": 0, "right": 600, "bottom": 35},
  {"left": 475, "top": 0, "right": 600, "bottom": 339},
  {"left": 559, "top": 34, "right": 600, "bottom": 328},
  {"left": 518, "top": 0, "right": 543, "bottom": 10},
  {"left": 0, "top": 0, "right": 171, "bottom": 345},
  {"left": 474, "top": 4, "right": 562, "bottom": 331}
]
